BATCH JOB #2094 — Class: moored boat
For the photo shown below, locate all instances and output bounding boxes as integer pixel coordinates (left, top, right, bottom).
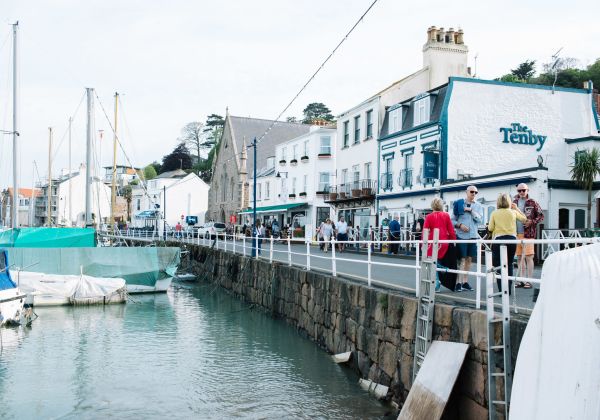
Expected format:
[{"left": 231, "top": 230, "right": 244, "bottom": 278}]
[{"left": 0, "top": 249, "right": 26, "bottom": 325}]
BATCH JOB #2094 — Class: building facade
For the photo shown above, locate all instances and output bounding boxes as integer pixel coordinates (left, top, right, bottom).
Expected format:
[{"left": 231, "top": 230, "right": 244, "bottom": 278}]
[
  {"left": 377, "top": 77, "right": 600, "bottom": 232},
  {"left": 329, "top": 25, "right": 471, "bottom": 228},
  {"left": 207, "top": 113, "right": 311, "bottom": 223}
]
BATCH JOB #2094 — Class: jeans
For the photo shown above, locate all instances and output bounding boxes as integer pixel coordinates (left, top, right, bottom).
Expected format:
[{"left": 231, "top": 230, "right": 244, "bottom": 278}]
[{"left": 492, "top": 235, "right": 517, "bottom": 293}]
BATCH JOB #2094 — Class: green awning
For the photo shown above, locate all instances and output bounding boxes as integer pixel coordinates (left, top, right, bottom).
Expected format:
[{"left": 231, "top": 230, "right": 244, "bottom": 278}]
[{"left": 238, "top": 203, "right": 307, "bottom": 214}]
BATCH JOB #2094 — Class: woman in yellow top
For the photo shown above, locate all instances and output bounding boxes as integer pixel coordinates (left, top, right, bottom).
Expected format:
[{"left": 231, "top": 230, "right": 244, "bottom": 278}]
[{"left": 488, "top": 193, "right": 527, "bottom": 292}]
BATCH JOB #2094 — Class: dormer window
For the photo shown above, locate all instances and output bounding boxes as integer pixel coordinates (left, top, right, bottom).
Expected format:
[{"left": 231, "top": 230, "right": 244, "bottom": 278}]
[
  {"left": 267, "top": 157, "right": 275, "bottom": 169},
  {"left": 413, "top": 95, "right": 430, "bottom": 127},
  {"left": 389, "top": 105, "right": 402, "bottom": 134}
]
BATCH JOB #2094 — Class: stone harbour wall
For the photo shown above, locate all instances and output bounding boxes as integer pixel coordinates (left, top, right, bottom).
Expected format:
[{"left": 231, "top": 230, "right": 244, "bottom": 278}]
[{"left": 186, "top": 244, "right": 528, "bottom": 419}]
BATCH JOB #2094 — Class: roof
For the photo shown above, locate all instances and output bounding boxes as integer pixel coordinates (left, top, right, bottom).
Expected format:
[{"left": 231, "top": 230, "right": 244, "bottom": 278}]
[
  {"left": 238, "top": 202, "right": 307, "bottom": 214},
  {"left": 228, "top": 116, "right": 311, "bottom": 175},
  {"left": 155, "top": 169, "right": 188, "bottom": 179},
  {"left": 6, "top": 187, "right": 43, "bottom": 198}
]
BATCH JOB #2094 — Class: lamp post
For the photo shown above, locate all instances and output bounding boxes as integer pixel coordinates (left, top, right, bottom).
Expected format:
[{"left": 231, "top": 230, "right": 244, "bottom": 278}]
[{"left": 251, "top": 137, "right": 257, "bottom": 256}]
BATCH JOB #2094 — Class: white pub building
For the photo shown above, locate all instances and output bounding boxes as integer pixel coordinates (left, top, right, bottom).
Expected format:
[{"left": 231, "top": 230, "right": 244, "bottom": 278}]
[{"left": 377, "top": 76, "right": 600, "bottom": 233}]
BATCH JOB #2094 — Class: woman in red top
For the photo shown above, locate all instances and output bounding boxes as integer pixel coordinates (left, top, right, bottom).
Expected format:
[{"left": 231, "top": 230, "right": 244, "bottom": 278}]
[{"left": 423, "top": 198, "right": 458, "bottom": 291}]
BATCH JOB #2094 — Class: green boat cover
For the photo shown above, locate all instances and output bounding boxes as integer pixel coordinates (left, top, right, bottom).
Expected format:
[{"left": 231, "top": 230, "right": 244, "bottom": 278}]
[
  {"left": 0, "top": 228, "right": 96, "bottom": 248},
  {"left": 7, "top": 247, "right": 180, "bottom": 287}
]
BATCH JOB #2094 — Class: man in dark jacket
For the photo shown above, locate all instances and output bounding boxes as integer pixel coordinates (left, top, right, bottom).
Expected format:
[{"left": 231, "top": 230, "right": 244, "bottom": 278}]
[
  {"left": 513, "top": 183, "right": 544, "bottom": 287},
  {"left": 388, "top": 215, "right": 401, "bottom": 255}
]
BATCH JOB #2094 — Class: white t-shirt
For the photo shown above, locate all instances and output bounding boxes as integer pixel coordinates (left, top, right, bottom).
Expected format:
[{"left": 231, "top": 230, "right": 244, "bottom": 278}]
[{"left": 336, "top": 221, "right": 348, "bottom": 234}]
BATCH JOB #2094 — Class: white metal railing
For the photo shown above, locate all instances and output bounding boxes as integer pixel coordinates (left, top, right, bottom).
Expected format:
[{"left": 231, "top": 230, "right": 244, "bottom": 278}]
[{"left": 101, "top": 228, "right": 600, "bottom": 313}]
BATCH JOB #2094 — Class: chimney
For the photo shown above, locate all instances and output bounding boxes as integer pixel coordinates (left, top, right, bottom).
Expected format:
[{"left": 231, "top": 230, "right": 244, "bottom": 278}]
[
  {"left": 456, "top": 28, "right": 464, "bottom": 44},
  {"left": 447, "top": 28, "right": 455, "bottom": 44},
  {"left": 438, "top": 27, "right": 446, "bottom": 43},
  {"left": 430, "top": 26, "right": 438, "bottom": 42}
]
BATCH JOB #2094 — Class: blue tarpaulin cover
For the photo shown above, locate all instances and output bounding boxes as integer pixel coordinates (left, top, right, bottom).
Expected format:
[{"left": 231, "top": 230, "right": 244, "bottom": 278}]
[{"left": 0, "top": 249, "right": 17, "bottom": 291}]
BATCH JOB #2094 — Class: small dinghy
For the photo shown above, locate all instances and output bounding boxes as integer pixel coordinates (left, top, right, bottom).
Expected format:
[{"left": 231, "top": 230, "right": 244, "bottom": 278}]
[{"left": 14, "top": 269, "right": 127, "bottom": 307}]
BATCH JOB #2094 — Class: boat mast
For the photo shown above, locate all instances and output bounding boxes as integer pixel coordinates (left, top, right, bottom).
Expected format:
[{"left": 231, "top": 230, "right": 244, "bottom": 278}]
[
  {"left": 110, "top": 92, "right": 119, "bottom": 231},
  {"left": 85, "top": 88, "right": 94, "bottom": 226},
  {"left": 47, "top": 127, "right": 53, "bottom": 226},
  {"left": 11, "top": 22, "right": 19, "bottom": 229},
  {"left": 68, "top": 116, "right": 72, "bottom": 225}
]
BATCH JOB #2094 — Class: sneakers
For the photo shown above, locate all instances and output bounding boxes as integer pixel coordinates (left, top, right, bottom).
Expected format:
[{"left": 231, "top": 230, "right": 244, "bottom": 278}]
[
  {"left": 454, "top": 283, "right": 462, "bottom": 292},
  {"left": 462, "top": 282, "right": 474, "bottom": 291},
  {"left": 435, "top": 280, "right": 441, "bottom": 292}
]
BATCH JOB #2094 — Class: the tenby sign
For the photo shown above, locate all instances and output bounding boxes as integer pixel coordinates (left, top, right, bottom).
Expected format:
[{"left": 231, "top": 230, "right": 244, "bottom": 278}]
[{"left": 499, "top": 123, "right": 547, "bottom": 151}]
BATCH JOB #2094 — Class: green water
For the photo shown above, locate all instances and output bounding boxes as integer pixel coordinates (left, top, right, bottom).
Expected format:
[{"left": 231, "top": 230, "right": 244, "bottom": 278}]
[{"left": 0, "top": 283, "right": 391, "bottom": 419}]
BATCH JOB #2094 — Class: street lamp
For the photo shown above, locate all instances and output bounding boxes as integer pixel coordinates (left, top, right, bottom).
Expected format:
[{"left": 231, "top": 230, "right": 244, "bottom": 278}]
[{"left": 250, "top": 137, "right": 258, "bottom": 256}]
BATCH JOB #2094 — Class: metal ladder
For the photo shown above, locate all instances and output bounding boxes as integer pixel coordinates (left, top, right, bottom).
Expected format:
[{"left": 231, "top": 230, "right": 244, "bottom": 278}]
[
  {"left": 412, "top": 228, "right": 439, "bottom": 381},
  {"left": 485, "top": 246, "right": 512, "bottom": 420}
]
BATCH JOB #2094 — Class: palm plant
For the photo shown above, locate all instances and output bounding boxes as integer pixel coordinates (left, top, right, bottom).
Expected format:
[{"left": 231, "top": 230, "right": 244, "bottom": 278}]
[{"left": 570, "top": 148, "right": 600, "bottom": 228}]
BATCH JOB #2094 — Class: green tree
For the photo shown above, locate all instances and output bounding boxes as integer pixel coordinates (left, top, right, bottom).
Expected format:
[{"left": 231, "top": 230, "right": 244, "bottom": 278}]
[
  {"left": 302, "top": 102, "right": 334, "bottom": 124},
  {"left": 150, "top": 161, "right": 162, "bottom": 175},
  {"left": 499, "top": 74, "right": 525, "bottom": 84},
  {"left": 143, "top": 164, "right": 157, "bottom": 180},
  {"left": 162, "top": 143, "right": 193, "bottom": 172},
  {"left": 511, "top": 60, "right": 536, "bottom": 81},
  {"left": 570, "top": 148, "right": 600, "bottom": 229}
]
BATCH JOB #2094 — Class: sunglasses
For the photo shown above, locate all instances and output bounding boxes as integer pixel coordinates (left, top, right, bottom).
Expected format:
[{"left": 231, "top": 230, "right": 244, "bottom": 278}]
[
  {"left": 468, "top": 191, "right": 478, "bottom": 194},
  {"left": 517, "top": 189, "right": 527, "bottom": 193}
]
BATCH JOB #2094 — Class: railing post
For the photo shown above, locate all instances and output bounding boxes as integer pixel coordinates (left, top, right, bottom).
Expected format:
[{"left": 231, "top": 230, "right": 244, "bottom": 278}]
[
  {"left": 255, "top": 235, "right": 259, "bottom": 260},
  {"left": 269, "top": 236, "right": 274, "bottom": 263},
  {"left": 306, "top": 240, "right": 311, "bottom": 271},
  {"left": 331, "top": 237, "right": 337, "bottom": 277},
  {"left": 415, "top": 235, "right": 420, "bottom": 297},
  {"left": 242, "top": 235, "right": 246, "bottom": 257},
  {"left": 287, "top": 236, "right": 292, "bottom": 266},
  {"left": 232, "top": 233, "right": 236, "bottom": 254},
  {"left": 367, "top": 241, "right": 372, "bottom": 287},
  {"left": 476, "top": 239, "right": 482, "bottom": 309},
  {"left": 216, "top": 233, "right": 219, "bottom": 249}
]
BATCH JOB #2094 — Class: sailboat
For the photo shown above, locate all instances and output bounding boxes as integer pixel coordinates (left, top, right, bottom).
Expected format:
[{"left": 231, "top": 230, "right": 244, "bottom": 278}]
[{"left": 0, "top": 249, "right": 26, "bottom": 325}]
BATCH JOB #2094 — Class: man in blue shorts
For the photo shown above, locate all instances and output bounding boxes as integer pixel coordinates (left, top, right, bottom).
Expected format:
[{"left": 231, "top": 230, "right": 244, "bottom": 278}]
[{"left": 452, "top": 185, "right": 483, "bottom": 292}]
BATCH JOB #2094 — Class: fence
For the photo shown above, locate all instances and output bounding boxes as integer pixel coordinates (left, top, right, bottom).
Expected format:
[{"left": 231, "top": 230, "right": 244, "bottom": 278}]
[{"left": 102, "top": 227, "right": 600, "bottom": 314}]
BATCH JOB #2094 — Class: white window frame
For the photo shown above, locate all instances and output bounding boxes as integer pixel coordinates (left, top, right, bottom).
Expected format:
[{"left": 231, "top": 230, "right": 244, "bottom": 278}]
[
  {"left": 389, "top": 108, "right": 401, "bottom": 133},
  {"left": 413, "top": 96, "right": 430, "bottom": 127},
  {"left": 320, "top": 136, "right": 331, "bottom": 155},
  {"left": 318, "top": 172, "right": 330, "bottom": 192},
  {"left": 303, "top": 140, "right": 309, "bottom": 157},
  {"left": 303, "top": 175, "right": 308, "bottom": 193},
  {"left": 364, "top": 162, "right": 372, "bottom": 181},
  {"left": 354, "top": 115, "right": 361, "bottom": 144},
  {"left": 292, "top": 177, "right": 297, "bottom": 194},
  {"left": 265, "top": 181, "right": 270, "bottom": 199},
  {"left": 292, "top": 144, "right": 298, "bottom": 160},
  {"left": 281, "top": 147, "right": 287, "bottom": 161}
]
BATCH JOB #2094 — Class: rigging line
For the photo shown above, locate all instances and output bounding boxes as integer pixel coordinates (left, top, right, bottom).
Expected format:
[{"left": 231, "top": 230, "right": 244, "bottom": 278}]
[
  {"left": 0, "top": 28, "right": 11, "bottom": 53},
  {"left": 93, "top": 92, "right": 156, "bottom": 206},
  {"left": 116, "top": 96, "right": 140, "bottom": 166},
  {"left": 51, "top": 90, "right": 87, "bottom": 162},
  {"left": 208, "top": 0, "right": 380, "bottom": 170}
]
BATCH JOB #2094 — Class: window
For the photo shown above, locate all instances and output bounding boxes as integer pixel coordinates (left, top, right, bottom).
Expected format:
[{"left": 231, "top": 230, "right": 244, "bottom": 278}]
[
  {"left": 265, "top": 181, "right": 270, "bottom": 199},
  {"left": 402, "top": 152, "right": 413, "bottom": 188},
  {"left": 366, "top": 110, "right": 373, "bottom": 138},
  {"left": 364, "top": 162, "right": 372, "bottom": 181},
  {"left": 292, "top": 177, "right": 297, "bottom": 194},
  {"left": 352, "top": 165, "right": 360, "bottom": 189},
  {"left": 318, "top": 172, "right": 330, "bottom": 192},
  {"left": 136, "top": 199, "right": 141, "bottom": 211},
  {"left": 382, "top": 155, "right": 394, "bottom": 191},
  {"left": 292, "top": 145, "right": 298, "bottom": 160},
  {"left": 354, "top": 115, "right": 361, "bottom": 144},
  {"left": 343, "top": 121, "right": 349, "bottom": 147},
  {"left": 303, "top": 140, "right": 309, "bottom": 157},
  {"left": 341, "top": 169, "right": 348, "bottom": 185},
  {"left": 303, "top": 175, "right": 307, "bottom": 193},
  {"left": 281, "top": 147, "right": 287, "bottom": 161},
  {"left": 267, "top": 157, "right": 275, "bottom": 168},
  {"left": 574, "top": 150, "right": 586, "bottom": 165},
  {"left": 319, "top": 136, "right": 331, "bottom": 155},
  {"left": 257, "top": 183, "right": 262, "bottom": 200},
  {"left": 389, "top": 107, "right": 401, "bottom": 133},
  {"left": 413, "top": 96, "right": 430, "bottom": 126}
]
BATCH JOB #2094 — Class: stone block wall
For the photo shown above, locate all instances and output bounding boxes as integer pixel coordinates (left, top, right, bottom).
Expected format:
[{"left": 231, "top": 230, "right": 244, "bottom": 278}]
[{"left": 187, "top": 245, "right": 528, "bottom": 417}]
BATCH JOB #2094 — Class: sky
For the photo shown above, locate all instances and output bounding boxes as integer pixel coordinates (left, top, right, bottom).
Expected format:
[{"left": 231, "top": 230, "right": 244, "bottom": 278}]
[{"left": 1, "top": 0, "right": 599, "bottom": 190}]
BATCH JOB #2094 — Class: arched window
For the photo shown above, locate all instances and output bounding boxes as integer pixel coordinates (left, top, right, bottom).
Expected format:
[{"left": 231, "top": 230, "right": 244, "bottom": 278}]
[{"left": 230, "top": 178, "right": 235, "bottom": 201}]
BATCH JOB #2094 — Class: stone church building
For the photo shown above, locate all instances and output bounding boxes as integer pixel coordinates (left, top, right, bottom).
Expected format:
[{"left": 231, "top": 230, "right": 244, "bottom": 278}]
[{"left": 207, "top": 112, "right": 310, "bottom": 223}]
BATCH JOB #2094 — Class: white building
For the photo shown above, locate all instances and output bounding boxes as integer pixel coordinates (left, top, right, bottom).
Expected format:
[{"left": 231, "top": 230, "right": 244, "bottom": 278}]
[
  {"left": 103, "top": 165, "right": 140, "bottom": 186},
  {"left": 0, "top": 188, "right": 41, "bottom": 227},
  {"left": 243, "top": 126, "right": 336, "bottom": 238},
  {"left": 331, "top": 26, "right": 471, "bottom": 228},
  {"left": 377, "top": 77, "right": 600, "bottom": 232},
  {"left": 132, "top": 169, "right": 209, "bottom": 231}
]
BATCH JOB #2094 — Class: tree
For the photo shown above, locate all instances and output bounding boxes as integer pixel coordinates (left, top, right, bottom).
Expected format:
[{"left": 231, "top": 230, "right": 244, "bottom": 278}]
[
  {"left": 180, "top": 122, "right": 214, "bottom": 168},
  {"left": 150, "top": 161, "right": 162, "bottom": 175},
  {"left": 161, "top": 143, "right": 193, "bottom": 172},
  {"left": 570, "top": 148, "right": 600, "bottom": 229},
  {"left": 511, "top": 60, "right": 536, "bottom": 81},
  {"left": 121, "top": 185, "right": 133, "bottom": 221},
  {"left": 143, "top": 164, "right": 157, "bottom": 180},
  {"left": 286, "top": 116, "right": 298, "bottom": 123},
  {"left": 302, "top": 102, "right": 334, "bottom": 124}
]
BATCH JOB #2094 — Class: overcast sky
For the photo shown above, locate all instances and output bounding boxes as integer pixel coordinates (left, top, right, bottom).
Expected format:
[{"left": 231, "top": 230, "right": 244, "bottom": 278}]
[{"left": 1, "top": 0, "right": 599, "bottom": 190}]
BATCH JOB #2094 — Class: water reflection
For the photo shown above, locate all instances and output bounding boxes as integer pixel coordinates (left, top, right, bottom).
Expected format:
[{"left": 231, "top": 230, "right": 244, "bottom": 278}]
[{"left": 0, "top": 284, "right": 390, "bottom": 419}]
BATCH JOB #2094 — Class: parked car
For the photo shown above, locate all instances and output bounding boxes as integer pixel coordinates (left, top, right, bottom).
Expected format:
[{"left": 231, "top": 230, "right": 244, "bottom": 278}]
[{"left": 195, "top": 222, "right": 226, "bottom": 239}]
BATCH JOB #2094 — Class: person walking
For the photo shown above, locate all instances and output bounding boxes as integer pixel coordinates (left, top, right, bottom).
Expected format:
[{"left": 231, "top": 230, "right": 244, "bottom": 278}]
[
  {"left": 353, "top": 225, "right": 361, "bottom": 252},
  {"left": 488, "top": 193, "right": 527, "bottom": 293},
  {"left": 452, "top": 185, "right": 483, "bottom": 292},
  {"left": 321, "top": 218, "right": 333, "bottom": 253},
  {"left": 388, "top": 215, "right": 401, "bottom": 255},
  {"left": 513, "top": 183, "right": 544, "bottom": 288},
  {"left": 175, "top": 222, "right": 182, "bottom": 239},
  {"left": 336, "top": 216, "right": 349, "bottom": 253},
  {"left": 251, "top": 220, "right": 264, "bottom": 257},
  {"left": 423, "top": 198, "right": 458, "bottom": 292}
]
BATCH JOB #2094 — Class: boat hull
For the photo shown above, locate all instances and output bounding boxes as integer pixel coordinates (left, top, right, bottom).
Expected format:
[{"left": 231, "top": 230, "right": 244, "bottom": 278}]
[{"left": 0, "top": 288, "right": 26, "bottom": 325}]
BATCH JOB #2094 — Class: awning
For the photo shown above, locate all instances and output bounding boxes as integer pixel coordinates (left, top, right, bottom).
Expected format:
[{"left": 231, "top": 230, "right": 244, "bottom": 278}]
[{"left": 238, "top": 203, "right": 306, "bottom": 214}]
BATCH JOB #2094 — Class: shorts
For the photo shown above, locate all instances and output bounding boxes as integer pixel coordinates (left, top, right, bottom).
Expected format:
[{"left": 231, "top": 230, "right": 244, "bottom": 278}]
[
  {"left": 337, "top": 233, "right": 348, "bottom": 242},
  {"left": 457, "top": 242, "right": 477, "bottom": 259},
  {"left": 516, "top": 233, "right": 535, "bottom": 256}
]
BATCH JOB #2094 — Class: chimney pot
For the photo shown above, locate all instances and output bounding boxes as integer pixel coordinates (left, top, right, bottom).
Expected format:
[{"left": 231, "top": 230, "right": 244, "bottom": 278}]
[
  {"left": 438, "top": 27, "right": 446, "bottom": 42},
  {"left": 456, "top": 28, "right": 464, "bottom": 44},
  {"left": 447, "top": 28, "right": 455, "bottom": 43}
]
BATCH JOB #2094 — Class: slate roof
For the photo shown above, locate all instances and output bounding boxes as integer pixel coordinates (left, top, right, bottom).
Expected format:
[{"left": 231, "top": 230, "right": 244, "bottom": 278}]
[
  {"left": 228, "top": 116, "right": 311, "bottom": 176},
  {"left": 156, "top": 169, "right": 188, "bottom": 179},
  {"left": 380, "top": 84, "right": 448, "bottom": 138}
]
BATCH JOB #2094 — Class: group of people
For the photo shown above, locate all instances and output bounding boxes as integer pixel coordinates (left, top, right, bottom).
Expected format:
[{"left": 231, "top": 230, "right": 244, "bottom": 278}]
[
  {"left": 422, "top": 183, "right": 543, "bottom": 292},
  {"left": 316, "top": 216, "right": 355, "bottom": 253}
]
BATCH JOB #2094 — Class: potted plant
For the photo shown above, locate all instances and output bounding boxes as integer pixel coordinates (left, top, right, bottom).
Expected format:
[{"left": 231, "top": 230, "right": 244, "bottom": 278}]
[
  {"left": 299, "top": 191, "right": 307, "bottom": 197},
  {"left": 290, "top": 158, "right": 298, "bottom": 166},
  {"left": 288, "top": 193, "right": 296, "bottom": 199},
  {"left": 300, "top": 155, "right": 309, "bottom": 162},
  {"left": 327, "top": 192, "right": 338, "bottom": 200},
  {"left": 279, "top": 159, "right": 286, "bottom": 165},
  {"left": 351, "top": 188, "right": 361, "bottom": 197},
  {"left": 318, "top": 152, "right": 332, "bottom": 158}
]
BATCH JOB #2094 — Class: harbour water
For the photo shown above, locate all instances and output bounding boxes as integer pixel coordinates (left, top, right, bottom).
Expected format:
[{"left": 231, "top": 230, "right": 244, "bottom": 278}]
[{"left": 0, "top": 283, "right": 391, "bottom": 419}]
